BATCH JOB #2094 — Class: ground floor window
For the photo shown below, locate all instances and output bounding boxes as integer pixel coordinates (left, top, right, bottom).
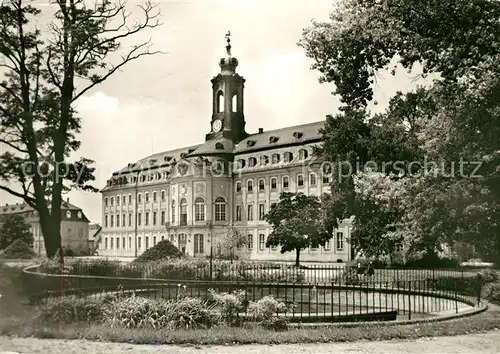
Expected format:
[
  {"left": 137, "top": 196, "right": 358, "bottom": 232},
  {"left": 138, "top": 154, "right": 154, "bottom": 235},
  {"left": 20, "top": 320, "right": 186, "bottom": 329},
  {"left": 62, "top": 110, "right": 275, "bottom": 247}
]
[{"left": 194, "top": 234, "right": 204, "bottom": 255}]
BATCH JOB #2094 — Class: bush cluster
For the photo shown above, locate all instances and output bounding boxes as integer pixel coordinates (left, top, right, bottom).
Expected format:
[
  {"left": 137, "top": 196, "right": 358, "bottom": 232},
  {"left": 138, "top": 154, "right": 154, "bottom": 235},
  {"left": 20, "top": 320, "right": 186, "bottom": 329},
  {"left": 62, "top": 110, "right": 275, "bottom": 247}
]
[
  {"left": 0, "top": 240, "right": 36, "bottom": 259},
  {"left": 133, "top": 240, "right": 183, "bottom": 263},
  {"left": 38, "top": 258, "right": 306, "bottom": 284},
  {"left": 36, "top": 289, "right": 290, "bottom": 331}
]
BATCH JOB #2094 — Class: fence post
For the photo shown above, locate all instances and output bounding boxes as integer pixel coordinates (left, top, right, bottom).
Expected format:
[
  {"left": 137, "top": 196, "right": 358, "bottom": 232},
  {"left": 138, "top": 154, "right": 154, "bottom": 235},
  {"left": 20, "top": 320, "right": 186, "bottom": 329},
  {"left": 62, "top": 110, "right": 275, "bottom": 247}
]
[{"left": 408, "top": 281, "right": 412, "bottom": 321}]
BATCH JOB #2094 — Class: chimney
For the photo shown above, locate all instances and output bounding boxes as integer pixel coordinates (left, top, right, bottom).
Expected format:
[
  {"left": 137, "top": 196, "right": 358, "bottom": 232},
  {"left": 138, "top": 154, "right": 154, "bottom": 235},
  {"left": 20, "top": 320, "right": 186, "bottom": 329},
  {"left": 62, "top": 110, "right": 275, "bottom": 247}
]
[{"left": 258, "top": 128, "right": 264, "bottom": 134}]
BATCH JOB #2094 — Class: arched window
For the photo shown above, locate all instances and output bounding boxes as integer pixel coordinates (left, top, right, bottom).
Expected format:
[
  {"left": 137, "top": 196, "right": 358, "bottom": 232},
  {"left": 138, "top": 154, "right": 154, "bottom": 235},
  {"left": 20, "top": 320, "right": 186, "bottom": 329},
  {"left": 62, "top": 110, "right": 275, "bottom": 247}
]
[
  {"left": 232, "top": 93, "right": 237, "bottom": 112},
  {"left": 258, "top": 179, "right": 265, "bottom": 191},
  {"left": 217, "top": 91, "right": 224, "bottom": 112},
  {"left": 248, "top": 157, "right": 257, "bottom": 167},
  {"left": 235, "top": 182, "right": 242, "bottom": 193},
  {"left": 309, "top": 173, "right": 317, "bottom": 186},
  {"left": 297, "top": 174, "right": 304, "bottom": 187},
  {"left": 270, "top": 177, "right": 277, "bottom": 190},
  {"left": 282, "top": 176, "right": 289, "bottom": 189},
  {"left": 284, "top": 152, "right": 294, "bottom": 163},
  {"left": 214, "top": 197, "right": 226, "bottom": 221},
  {"left": 180, "top": 198, "right": 188, "bottom": 225},
  {"left": 260, "top": 155, "right": 269, "bottom": 166},
  {"left": 195, "top": 197, "right": 205, "bottom": 221},
  {"left": 237, "top": 159, "right": 246, "bottom": 169},
  {"left": 247, "top": 179, "right": 253, "bottom": 192}
]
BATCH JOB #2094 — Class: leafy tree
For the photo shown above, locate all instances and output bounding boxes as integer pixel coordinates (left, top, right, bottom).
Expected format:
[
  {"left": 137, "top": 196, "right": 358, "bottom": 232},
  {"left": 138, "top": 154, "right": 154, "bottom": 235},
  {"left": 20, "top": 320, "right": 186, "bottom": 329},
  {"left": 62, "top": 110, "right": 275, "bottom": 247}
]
[
  {"left": 215, "top": 227, "right": 248, "bottom": 264},
  {"left": 265, "top": 192, "right": 330, "bottom": 266},
  {"left": 0, "top": 0, "right": 161, "bottom": 258},
  {"left": 133, "top": 240, "right": 183, "bottom": 263},
  {"left": 300, "top": 0, "right": 500, "bottom": 261},
  {"left": 0, "top": 213, "right": 33, "bottom": 249}
]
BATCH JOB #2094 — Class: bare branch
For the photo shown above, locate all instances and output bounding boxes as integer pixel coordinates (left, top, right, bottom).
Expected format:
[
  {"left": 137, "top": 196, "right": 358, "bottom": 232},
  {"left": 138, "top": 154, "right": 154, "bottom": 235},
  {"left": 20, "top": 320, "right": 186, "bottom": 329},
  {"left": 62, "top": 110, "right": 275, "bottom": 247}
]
[
  {"left": 0, "top": 137, "right": 29, "bottom": 153},
  {"left": 74, "top": 40, "right": 163, "bottom": 101},
  {"left": 0, "top": 184, "right": 36, "bottom": 207}
]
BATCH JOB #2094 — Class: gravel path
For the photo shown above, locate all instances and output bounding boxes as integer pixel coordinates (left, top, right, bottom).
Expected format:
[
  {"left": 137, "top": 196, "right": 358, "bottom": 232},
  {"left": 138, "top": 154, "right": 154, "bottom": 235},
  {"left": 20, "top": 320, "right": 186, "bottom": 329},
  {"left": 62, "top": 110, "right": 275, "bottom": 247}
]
[{"left": 1, "top": 330, "right": 499, "bottom": 354}]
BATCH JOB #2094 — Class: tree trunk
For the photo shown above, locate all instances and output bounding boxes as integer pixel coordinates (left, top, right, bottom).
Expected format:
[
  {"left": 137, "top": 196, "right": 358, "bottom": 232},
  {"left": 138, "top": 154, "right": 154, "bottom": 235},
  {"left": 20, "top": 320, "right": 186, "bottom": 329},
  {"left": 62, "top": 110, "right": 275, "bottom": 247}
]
[{"left": 295, "top": 248, "right": 301, "bottom": 267}]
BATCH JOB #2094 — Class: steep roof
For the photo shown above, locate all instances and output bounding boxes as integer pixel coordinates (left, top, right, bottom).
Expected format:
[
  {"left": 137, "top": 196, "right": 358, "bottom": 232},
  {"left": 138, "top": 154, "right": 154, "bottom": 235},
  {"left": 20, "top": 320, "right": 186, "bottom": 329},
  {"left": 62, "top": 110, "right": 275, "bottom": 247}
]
[
  {"left": 234, "top": 120, "right": 324, "bottom": 154},
  {"left": 0, "top": 200, "right": 90, "bottom": 223}
]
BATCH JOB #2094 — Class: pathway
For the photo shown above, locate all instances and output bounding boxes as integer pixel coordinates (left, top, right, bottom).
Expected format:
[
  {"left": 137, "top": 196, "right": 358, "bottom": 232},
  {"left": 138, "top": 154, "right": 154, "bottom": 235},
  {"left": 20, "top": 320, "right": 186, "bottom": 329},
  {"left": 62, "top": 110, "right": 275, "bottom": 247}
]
[{"left": 0, "top": 330, "right": 499, "bottom": 353}]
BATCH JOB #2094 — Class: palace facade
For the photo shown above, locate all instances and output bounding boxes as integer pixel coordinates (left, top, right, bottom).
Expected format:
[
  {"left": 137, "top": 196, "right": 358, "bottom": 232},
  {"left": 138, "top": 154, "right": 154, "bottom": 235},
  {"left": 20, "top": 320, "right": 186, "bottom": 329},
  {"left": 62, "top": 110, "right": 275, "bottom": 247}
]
[
  {"left": 98, "top": 38, "right": 353, "bottom": 263},
  {"left": 0, "top": 199, "right": 90, "bottom": 256}
]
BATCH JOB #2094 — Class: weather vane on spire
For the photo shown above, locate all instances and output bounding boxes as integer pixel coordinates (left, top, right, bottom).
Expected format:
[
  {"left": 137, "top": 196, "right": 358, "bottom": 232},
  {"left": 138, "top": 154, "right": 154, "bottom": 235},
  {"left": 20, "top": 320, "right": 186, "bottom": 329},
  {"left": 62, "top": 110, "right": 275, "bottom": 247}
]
[{"left": 225, "top": 30, "right": 231, "bottom": 56}]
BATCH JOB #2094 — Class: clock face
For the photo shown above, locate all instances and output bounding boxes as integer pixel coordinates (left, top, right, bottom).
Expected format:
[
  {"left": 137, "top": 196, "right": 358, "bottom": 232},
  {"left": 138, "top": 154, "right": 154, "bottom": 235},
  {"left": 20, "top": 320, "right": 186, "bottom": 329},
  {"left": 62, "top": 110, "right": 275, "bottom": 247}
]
[{"left": 212, "top": 119, "right": 222, "bottom": 133}]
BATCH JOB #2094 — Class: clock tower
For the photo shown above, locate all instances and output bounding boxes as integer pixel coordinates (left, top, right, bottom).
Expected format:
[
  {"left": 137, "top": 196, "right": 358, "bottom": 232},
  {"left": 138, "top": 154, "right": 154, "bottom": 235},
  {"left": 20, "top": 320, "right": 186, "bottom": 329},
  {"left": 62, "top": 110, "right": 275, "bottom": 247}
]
[{"left": 206, "top": 32, "right": 248, "bottom": 143}]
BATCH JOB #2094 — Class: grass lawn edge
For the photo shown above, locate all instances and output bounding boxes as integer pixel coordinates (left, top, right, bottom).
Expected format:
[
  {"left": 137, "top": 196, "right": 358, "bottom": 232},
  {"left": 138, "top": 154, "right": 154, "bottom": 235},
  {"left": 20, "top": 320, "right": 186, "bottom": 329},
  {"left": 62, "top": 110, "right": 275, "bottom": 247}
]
[{"left": 0, "top": 303, "right": 499, "bottom": 346}]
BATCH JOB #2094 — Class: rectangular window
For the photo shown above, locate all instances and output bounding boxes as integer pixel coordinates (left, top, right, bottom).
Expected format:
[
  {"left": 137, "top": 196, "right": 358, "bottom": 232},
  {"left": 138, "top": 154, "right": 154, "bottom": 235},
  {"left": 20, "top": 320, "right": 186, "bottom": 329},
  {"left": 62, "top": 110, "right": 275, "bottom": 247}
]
[
  {"left": 310, "top": 173, "right": 317, "bottom": 186},
  {"left": 110, "top": 197, "right": 114, "bottom": 206},
  {"left": 128, "top": 213, "right": 132, "bottom": 226},
  {"left": 138, "top": 236, "right": 142, "bottom": 250},
  {"left": 323, "top": 175, "right": 330, "bottom": 184},
  {"left": 128, "top": 237, "right": 132, "bottom": 250},
  {"left": 194, "top": 234, "right": 204, "bottom": 254},
  {"left": 271, "top": 178, "right": 277, "bottom": 190},
  {"left": 116, "top": 214, "right": 120, "bottom": 227},
  {"left": 110, "top": 215, "right": 114, "bottom": 227},
  {"left": 172, "top": 208, "right": 175, "bottom": 223},
  {"left": 145, "top": 212, "right": 150, "bottom": 226},
  {"left": 116, "top": 237, "right": 119, "bottom": 250},
  {"left": 283, "top": 176, "right": 289, "bottom": 189},
  {"left": 161, "top": 190, "right": 166, "bottom": 201},
  {"left": 128, "top": 194, "right": 132, "bottom": 204},
  {"left": 153, "top": 236, "right": 157, "bottom": 246},
  {"left": 138, "top": 194, "right": 142, "bottom": 203},
  {"left": 145, "top": 236, "right": 149, "bottom": 249},
  {"left": 161, "top": 211, "right": 165, "bottom": 225},
  {"left": 122, "top": 237, "right": 126, "bottom": 249},
  {"left": 153, "top": 211, "right": 157, "bottom": 225},
  {"left": 117, "top": 196, "right": 120, "bottom": 206},
  {"left": 337, "top": 232, "right": 344, "bottom": 250},
  {"left": 145, "top": 193, "right": 149, "bottom": 203},
  {"left": 105, "top": 197, "right": 108, "bottom": 207},
  {"left": 236, "top": 205, "right": 241, "bottom": 221},
  {"left": 247, "top": 204, "right": 253, "bottom": 221},
  {"left": 247, "top": 234, "right": 254, "bottom": 249},
  {"left": 122, "top": 214, "right": 126, "bottom": 227},
  {"left": 104, "top": 238, "right": 108, "bottom": 249},
  {"left": 153, "top": 192, "right": 157, "bottom": 202},
  {"left": 123, "top": 195, "right": 126, "bottom": 204},
  {"left": 297, "top": 175, "right": 304, "bottom": 187},
  {"left": 259, "top": 234, "right": 266, "bottom": 250},
  {"left": 110, "top": 237, "right": 114, "bottom": 250},
  {"left": 259, "top": 203, "right": 265, "bottom": 220},
  {"left": 138, "top": 212, "right": 142, "bottom": 226},
  {"left": 105, "top": 215, "right": 108, "bottom": 227}
]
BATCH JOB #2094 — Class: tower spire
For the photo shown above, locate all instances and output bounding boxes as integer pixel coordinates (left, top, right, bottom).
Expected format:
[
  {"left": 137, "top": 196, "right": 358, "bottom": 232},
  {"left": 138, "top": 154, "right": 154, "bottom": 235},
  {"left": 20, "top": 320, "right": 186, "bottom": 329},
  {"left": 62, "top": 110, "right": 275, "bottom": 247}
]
[{"left": 225, "top": 30, "right": 231, "bottom": 56}]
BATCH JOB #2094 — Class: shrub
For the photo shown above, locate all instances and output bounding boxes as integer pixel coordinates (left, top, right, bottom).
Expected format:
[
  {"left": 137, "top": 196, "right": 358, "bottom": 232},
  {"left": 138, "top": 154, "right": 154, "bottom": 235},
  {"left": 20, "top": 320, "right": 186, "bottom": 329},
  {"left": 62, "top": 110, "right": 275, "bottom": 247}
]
[
  {"left": 167, "top": 296, "right": 216, "bottom": 329},
  {"left": 133, "top": 240, "right": 183, "bottom": 263},
  {"left": 104, "top": 294, "right": 172, "bottom": 329},
  {"left": 36, "top": 295, "right": 104, "bottom": 324},
  {"left": 1, "top": 239, "right": 36, "bottom": 259},
  {"left": 247, "top": 295, "right": 289, "bottom": 330},
  {"left": 208, "top": 288, "right": 246, "bottom": 326},
  {"left": 480, "top": 269, "right": 499, "bottom": 283},
  {"left": 484, "top": 283, "right": 500, "bottom": 305}
]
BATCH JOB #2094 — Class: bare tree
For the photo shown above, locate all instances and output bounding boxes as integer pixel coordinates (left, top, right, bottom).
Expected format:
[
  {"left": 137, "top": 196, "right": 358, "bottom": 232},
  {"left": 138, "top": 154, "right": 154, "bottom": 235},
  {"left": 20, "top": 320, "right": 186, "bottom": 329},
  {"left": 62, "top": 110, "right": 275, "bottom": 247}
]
[
  {"left": 0, "top": 0, "right": 162, "bottom": 258},
  {"left": 215, "top": 227, "right": 248, "bottom": 264}
]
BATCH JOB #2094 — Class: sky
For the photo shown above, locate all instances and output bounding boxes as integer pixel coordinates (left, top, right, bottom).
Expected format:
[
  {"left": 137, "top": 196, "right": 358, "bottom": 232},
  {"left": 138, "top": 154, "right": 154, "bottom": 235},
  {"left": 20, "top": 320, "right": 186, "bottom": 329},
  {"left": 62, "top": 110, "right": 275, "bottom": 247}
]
[{"left": 1, "top": 0, "right": 431, "bottom": 224}]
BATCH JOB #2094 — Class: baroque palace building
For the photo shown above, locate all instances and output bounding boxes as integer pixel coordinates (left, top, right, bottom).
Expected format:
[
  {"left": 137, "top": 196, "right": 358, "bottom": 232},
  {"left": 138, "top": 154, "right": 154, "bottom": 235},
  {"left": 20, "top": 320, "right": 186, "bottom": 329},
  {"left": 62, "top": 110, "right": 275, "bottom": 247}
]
[
  {"left": 0, "top": 199, "right": 90, "bottom": 256},
  {"left": 99, "top": 36, "right": 353, "bottom": 262}
]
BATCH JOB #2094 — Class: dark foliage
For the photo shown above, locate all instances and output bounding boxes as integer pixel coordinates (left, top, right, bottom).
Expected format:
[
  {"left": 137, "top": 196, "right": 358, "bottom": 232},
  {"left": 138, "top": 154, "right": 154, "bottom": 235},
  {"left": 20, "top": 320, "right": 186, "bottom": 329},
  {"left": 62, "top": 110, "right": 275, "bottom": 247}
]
[{"left": 133, "top": 240, "right": 183, "bottom": 263}]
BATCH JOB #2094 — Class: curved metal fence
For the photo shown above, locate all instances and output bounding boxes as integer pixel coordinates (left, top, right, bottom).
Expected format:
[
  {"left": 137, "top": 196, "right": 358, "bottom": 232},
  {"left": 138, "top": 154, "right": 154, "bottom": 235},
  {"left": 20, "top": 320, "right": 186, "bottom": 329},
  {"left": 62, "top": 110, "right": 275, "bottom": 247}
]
[{"left": 22, "top": 262, "right": 484, "bottom": 323}]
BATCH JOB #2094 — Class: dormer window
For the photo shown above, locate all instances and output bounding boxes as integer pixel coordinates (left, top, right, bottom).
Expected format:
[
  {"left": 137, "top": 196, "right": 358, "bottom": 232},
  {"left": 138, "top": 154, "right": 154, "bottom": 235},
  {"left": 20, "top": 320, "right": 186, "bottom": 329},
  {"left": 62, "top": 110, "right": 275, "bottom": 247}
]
[
  {"left": 271, "top": 153, "right": 280, "bottom": 164},
  {"left": 246, "top": 140, "right": 256, "bottom": 147},
  {"left": 260, "top": 155, "right": 269, "bottom": 166},
  {"left": 237, "top": 159, "right": 246, "bottom": 169},
  {"left": 215, "top": 142, "right": 224, "bottom": 150},
  {"left": 298, "top": 149, "right": 309, "bottom": 160},
  {"left": 293, "top": 132, "right": 303, "bottom": 139},
  {"left": 164, "top": 156, "right": 172, "bottom": 162},
  {"left": 149, "top": 159, "right": 156, "bottom": 165},
  {"left": 283, "top": 152, "right": 294, "bottom": 163},
  {"left": 248, "top": 157, "right": 257, "bottom": 167},
  {"left": 77, "top": 211, "right": 82, "bottom": 219},
  {"left": 269, "top": 136, "right": 279, "bottom": 144},
  {"left": 66, "top": 210, "right": 71, "bottom": 219},
  {"left": 180, "top": 152, "right": 187, "bottom": 159}
]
